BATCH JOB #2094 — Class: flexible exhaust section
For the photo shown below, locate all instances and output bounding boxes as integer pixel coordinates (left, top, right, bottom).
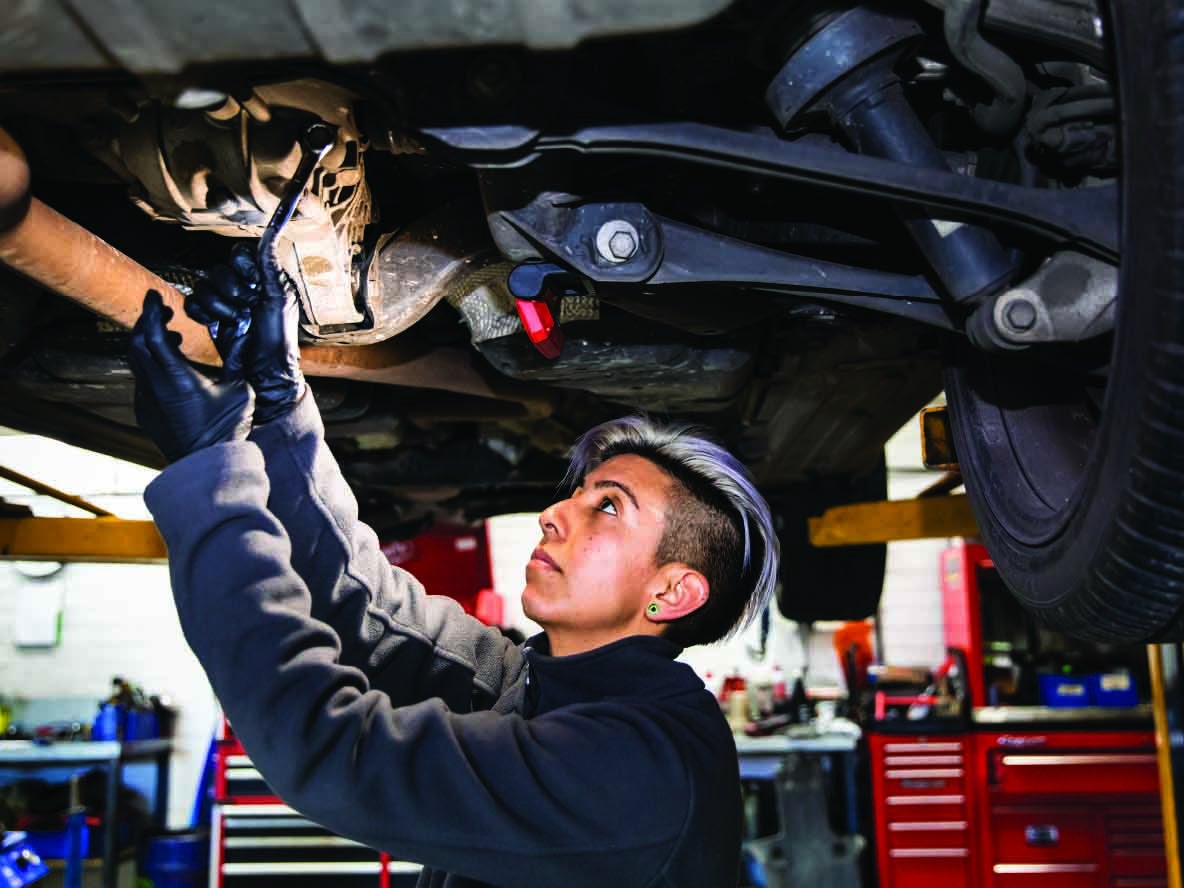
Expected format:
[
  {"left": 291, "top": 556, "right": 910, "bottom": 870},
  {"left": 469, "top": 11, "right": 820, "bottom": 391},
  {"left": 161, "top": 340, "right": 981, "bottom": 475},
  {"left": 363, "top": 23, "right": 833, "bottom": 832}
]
[{"left": 0, "top": 128, "right": 551, "bottom": 415}]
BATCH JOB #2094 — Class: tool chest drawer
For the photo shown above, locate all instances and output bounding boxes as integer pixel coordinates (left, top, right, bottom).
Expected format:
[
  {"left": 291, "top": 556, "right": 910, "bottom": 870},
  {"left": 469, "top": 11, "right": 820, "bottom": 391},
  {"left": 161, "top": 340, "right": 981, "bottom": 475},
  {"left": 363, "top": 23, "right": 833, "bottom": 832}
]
[
  {"left": 885, "top": 768, "right": 967, "bottom": 797},
  {"left": 989, "top": 863, "right": 1101, "bottom": 888},
  {"left": 1108, "top": 807, "right": 1167, "bottom": 878},
  {"left": 219, "top": 752, "right": 277, "bottom": 801},
  {"left": 989, "top": 752, "right": 1159, "bottom": 796},
  {"left": 884, "top": 793, "right": 968, "bottom": 823},
  {"left": 991, "top": 807, "right": 1097, "bottom": 863},
  {"left": 884, "top": 849, "right": 973, "bottom": 888},
  {"left": 887, "top": 819, "right": 970, "bottom": 850}
]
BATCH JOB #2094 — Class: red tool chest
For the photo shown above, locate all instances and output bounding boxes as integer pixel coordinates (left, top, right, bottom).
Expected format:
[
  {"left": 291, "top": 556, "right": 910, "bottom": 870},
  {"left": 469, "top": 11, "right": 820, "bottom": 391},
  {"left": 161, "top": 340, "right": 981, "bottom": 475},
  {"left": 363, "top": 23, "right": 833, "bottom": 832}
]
[
  {"left": 871, "top": 725, "right": 1164, "bottom": 888},
  {"left": 870, "top": 541, "right": 1167, "bottom": 888},
  {"left": 870, "top": 734, "right": 974, "bottom": 888},
  {"left": 970, "top": 729, "right": 1163, "bottom": 888}
]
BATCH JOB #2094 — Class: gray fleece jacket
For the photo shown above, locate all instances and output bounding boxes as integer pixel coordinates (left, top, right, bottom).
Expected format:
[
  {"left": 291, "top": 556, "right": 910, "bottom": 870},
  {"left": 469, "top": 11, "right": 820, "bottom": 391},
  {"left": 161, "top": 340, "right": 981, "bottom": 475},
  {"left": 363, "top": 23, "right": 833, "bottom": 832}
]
[{"left": 145, "top": 394, "right": 741, "bottom": 887}]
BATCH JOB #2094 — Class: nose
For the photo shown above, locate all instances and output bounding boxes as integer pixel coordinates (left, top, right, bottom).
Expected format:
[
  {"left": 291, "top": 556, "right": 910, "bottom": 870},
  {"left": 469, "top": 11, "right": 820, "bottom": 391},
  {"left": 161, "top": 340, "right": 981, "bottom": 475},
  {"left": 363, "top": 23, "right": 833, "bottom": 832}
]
[{"left": 538, "top": 497, "right": 567, "bottom": 539}]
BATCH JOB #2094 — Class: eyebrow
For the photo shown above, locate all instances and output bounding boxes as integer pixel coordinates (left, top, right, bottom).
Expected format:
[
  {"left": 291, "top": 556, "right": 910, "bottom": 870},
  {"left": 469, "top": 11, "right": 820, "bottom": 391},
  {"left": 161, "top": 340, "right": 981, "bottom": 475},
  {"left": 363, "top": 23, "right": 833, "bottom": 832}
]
[{"left": 592, "top": 479, "right": 639, "bottom": 511}]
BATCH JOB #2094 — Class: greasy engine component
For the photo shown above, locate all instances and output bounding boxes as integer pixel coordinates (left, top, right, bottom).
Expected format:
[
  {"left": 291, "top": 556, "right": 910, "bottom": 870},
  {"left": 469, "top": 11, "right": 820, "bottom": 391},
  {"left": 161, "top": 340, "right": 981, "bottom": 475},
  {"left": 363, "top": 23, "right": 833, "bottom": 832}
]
[
  {"left": 479, "top": 335, "right": 753, "bottom": 413},
  {"left": 98, "top": 79, "right": 376, "bottom": 341},
  {"left": 357, "top": 206, "right": 515, "bottom": 348},
  {"left": 0, "top": 126, "right": 556, "bottom": 417},
  {"left": 447, "top": 262, "right": 599, "bottom": 344},
  {"left": 444, "top": 267, "right": 743, "bottom": 411}
]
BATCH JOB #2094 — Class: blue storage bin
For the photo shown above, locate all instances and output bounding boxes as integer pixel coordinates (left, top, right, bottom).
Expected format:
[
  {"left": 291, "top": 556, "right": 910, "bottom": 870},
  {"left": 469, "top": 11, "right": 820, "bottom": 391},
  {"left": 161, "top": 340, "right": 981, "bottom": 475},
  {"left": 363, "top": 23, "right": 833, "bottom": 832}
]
[
  {"left": 1087, "top": 671, "right": 1139, "bottom": 707},
  {"left": 25, "top": 826, "right": 92, "bottom": 859},
  {"left": 125, "top": 708, "right": 159, "bottom": 740},
  {"left": 1038, "top": 674, "right": 1091, "bottom": 708},
  {"left": 144, "top": 832, "right": 208, "bottom": 887},
  {"left": 92, "top": 703, "right": 125, "bottom": 740}
]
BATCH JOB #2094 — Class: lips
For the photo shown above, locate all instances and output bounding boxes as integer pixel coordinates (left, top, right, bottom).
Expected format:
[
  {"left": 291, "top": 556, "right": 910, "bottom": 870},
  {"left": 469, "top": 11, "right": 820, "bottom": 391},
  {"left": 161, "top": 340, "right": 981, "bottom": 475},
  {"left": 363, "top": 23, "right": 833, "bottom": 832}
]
[{"left": 530, "top": 547, "right": 561, "bottom": 572}]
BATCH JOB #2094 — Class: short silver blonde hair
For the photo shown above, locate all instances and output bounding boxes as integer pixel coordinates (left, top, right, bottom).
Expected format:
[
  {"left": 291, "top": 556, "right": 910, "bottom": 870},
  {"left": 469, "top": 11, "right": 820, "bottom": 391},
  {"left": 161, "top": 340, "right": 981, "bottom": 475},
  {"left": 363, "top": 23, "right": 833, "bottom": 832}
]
[{"left": 565, "top": 416, "right": 779, "bottom": 646}]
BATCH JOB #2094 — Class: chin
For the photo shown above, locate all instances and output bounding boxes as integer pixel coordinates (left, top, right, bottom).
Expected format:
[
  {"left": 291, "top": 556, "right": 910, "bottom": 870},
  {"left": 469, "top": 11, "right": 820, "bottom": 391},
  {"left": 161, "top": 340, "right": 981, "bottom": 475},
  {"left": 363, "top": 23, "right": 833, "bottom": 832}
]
[{"left": 520, "top": 589, "right": 556, "bottom": 628}]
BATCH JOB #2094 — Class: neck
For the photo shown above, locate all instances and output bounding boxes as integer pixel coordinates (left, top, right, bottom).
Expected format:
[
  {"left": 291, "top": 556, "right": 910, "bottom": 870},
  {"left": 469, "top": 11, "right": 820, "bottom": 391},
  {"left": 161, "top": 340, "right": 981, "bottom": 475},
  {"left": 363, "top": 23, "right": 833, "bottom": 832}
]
[{"left": 544, "top": 623, "right": 663, "bottom": 657}]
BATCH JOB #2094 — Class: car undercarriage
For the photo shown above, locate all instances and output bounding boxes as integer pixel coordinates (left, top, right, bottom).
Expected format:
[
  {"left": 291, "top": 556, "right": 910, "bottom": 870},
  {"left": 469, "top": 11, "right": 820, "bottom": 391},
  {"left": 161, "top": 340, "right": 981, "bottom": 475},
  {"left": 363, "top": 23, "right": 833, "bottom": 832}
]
[{"left": 3, "top": 0, "right": 1177, "bottom": 642}]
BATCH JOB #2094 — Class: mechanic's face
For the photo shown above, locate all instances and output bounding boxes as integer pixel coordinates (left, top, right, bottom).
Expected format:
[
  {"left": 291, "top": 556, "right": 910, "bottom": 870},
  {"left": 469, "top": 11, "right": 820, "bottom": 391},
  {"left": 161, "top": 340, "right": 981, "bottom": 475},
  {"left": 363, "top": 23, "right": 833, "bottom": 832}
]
[{"left": 523, "top": 454, "right": 673, "bottom": 655}]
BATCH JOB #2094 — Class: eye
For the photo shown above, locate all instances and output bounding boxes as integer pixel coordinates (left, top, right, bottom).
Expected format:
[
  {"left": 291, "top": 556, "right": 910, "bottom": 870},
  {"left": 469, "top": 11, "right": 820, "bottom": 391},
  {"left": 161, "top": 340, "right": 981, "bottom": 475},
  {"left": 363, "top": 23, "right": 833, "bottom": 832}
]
[{"left": 597, "top": 496, "right": 618, "bottom": 516}]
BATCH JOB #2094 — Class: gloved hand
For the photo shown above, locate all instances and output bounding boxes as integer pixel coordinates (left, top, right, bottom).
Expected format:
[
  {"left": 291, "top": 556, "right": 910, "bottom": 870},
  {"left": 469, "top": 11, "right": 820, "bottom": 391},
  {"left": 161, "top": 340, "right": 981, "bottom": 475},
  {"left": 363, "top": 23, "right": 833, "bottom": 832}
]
[
  {"left": 129, "top": 290, "right": 253, "bottom": 463},
  {"left": 185, "top": 242, "right": 305, "bottom": 425}
]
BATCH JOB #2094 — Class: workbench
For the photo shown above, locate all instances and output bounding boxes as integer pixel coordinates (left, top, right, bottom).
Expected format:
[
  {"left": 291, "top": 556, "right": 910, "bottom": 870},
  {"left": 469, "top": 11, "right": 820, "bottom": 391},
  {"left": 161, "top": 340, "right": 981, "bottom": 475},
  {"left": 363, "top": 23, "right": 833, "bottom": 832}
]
[
  {"left": 735, "top": 726, "right": 864, "bottom": 888},
  {"left": 0, "top": 739, "right": 171, "bottom": 888}
]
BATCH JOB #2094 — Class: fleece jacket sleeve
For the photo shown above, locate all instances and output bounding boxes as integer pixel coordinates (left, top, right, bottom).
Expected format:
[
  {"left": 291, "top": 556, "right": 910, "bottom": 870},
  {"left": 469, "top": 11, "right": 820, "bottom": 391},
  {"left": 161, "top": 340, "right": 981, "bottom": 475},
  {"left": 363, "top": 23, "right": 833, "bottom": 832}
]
[
  {"left": 240, "top": 394, "right": 519, "bottom": 710},
  {"left": 145, "top": 444, "right": 692, "bottom": 887}
]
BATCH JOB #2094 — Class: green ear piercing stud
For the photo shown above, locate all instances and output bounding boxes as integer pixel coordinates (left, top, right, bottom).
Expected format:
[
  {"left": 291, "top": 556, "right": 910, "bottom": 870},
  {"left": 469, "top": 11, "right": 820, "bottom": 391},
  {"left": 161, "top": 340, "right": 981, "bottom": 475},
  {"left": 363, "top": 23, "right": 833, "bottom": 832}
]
[{"left": 646, "top": 601, "right": 661, "bottom": 616}]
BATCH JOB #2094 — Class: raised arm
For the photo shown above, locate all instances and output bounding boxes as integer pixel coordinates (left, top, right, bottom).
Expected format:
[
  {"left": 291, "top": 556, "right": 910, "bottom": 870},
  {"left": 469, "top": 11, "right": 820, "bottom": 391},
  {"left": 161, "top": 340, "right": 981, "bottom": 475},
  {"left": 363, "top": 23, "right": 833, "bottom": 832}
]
[
  {"left": 131, "top": 285, "right": 520, "bottom": 710},
  {"left": 182, "top": 244, "right": 520, "bottom": 701}
]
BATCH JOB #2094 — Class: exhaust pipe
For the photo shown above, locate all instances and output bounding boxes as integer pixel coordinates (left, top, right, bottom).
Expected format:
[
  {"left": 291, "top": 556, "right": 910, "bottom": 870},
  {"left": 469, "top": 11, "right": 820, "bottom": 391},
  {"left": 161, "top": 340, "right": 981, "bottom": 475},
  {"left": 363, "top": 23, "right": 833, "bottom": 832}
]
[{"left": 0, "top": 128, "right": 552, "bottom": 416}]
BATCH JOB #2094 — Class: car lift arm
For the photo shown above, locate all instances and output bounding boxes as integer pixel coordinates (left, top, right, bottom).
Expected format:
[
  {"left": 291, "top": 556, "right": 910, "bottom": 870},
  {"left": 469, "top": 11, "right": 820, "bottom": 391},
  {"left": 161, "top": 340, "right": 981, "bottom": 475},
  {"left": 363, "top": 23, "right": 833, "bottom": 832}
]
[
  {"left": 0, "top": 463, "right": 165, "bottom": 562},
  {"left": 0, "top": 517, "right": 166, "bottom": 563}
]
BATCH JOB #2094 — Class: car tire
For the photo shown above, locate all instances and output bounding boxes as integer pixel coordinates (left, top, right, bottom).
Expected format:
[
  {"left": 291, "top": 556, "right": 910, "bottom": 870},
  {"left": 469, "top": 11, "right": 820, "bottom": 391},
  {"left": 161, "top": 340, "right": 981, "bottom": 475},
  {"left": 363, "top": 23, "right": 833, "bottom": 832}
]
[{"left": 944, "top": 0, "right": 1184, "bottom": 642}]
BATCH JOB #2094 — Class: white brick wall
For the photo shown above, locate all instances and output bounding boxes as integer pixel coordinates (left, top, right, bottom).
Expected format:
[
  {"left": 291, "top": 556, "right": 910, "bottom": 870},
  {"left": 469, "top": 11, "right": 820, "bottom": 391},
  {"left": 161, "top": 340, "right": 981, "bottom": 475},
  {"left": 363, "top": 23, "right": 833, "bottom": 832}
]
[
  {"left": 880, "top": 404, "right": 952, "bottom": 669},
  {"left": 0, "top": 433, "right": 216, "bottom": 829}
]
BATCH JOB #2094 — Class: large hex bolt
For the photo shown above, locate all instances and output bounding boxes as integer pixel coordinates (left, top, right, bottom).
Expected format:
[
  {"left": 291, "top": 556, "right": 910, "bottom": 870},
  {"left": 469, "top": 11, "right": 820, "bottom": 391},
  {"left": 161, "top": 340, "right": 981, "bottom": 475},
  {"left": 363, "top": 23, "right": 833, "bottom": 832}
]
[
  {"left": 1004, "top": 298, "right": 1037, "bottom": 332},
  {"left": 595, "top": 220, "right": 640, "bottom": 263},
  {"left": 765, "top": 7, "right": 1013, "bottom": 305}
]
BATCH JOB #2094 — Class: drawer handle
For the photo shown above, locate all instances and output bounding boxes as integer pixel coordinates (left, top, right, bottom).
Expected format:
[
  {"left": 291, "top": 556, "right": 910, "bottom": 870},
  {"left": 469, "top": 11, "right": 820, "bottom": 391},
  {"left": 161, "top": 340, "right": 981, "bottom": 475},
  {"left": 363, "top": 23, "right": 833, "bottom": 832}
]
[
  {"left": 999, "top": 754, "right": 1156, "bottom": 767},
  {"left": 1024, "top": 824, "right": 1060, "bottom": 847}
]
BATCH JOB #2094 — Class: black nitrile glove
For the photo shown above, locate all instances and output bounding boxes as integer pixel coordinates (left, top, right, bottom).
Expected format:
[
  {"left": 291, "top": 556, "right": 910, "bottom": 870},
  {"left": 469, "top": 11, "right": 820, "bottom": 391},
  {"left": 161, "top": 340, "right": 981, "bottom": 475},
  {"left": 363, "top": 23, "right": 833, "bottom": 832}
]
[
  {"left": 130, "top": 290, "right": 253, "bottom": 463},
  {"left": 185, "top": 242, "right": 305, "bottom": 425}
]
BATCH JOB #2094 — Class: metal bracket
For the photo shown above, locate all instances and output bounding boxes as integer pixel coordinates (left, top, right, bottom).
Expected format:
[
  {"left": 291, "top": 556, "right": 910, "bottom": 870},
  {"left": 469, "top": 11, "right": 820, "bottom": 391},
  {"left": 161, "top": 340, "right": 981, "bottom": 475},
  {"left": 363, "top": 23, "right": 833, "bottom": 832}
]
[
  {"left": 424, "top": 122, "right": 1118, "bottom": 260},
  {"left": 967, "top": 250, "right": 1117, "bottom": 349},
  {"left": 496, "top": 197, "right": 956, "bottom": 330}
]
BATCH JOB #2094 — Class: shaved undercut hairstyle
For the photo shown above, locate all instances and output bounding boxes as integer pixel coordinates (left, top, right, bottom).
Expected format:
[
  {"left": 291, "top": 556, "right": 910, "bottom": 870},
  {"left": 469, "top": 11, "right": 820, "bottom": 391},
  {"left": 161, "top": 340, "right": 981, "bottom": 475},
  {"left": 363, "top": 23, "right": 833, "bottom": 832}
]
[{"left": 565, "top": 416, "right": 779, "bottom": 648}]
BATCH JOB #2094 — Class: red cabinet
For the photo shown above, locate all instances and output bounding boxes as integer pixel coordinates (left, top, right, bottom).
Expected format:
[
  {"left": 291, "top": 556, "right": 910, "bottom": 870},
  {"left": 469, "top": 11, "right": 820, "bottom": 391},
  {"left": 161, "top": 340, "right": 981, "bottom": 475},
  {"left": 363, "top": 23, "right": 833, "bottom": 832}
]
[
  {"left": 971, "top": 730, "right": 1166, "bottom": 888},
  {"left": 872, "top": 729, "right": 1167, "bottom": 888},
  {"left": 871, "top": 734, "right": 976, "bottom": 888}
]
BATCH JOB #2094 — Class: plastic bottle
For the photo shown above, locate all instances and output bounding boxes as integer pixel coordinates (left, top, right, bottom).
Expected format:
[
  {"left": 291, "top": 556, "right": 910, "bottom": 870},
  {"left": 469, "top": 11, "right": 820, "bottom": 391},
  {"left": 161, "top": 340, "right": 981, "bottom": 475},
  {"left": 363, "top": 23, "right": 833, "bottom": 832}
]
[
  {"left": 727, "top": 687, "right": 750, "bottom": 733},
  {"left": 772, "top": 665, "right": 788, "bottom": 708}
]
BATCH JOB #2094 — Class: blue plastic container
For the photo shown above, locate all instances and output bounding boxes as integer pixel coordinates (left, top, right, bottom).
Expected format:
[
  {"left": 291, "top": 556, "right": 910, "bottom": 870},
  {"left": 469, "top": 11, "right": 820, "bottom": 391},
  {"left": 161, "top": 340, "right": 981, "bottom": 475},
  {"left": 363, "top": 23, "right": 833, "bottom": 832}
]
[
  {"left": 125, "top": 708, "right": 159, "bottom": 740},
  {"left": 143, "top": 832, "right": 208, "bottom": 888},
  {"left": 1087, "top": 671, "right": 1139, "bottom": 707},
  {"left": 25, "top": 826, "right": 92, "bottom": 859},
  {"left": 92, "top": 703, "right": 125, "bottom": 741},
  {"left": 1038, "top": 674, "right": 1091, "bottom": 708}
]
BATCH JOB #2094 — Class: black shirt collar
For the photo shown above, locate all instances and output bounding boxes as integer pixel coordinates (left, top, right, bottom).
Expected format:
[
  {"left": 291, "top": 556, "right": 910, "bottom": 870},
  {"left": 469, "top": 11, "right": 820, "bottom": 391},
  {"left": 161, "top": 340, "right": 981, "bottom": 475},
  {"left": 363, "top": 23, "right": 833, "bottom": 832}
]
[{"left": 522, "top": 633, "right": 700, "bottom": 716}]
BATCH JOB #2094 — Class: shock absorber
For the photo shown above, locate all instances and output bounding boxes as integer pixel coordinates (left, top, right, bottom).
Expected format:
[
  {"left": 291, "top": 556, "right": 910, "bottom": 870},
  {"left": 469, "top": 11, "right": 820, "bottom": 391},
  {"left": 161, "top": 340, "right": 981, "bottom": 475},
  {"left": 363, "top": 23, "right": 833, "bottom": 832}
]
[{"left": 765, "top": 6, "right": 1014, "bottom": 307}]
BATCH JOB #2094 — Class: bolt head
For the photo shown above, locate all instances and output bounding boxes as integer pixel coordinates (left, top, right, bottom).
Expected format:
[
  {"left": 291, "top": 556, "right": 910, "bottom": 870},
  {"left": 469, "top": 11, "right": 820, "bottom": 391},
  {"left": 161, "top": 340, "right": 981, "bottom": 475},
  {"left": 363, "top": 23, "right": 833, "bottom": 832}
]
[
  {"left": 1005, "top": 298, "right": 1038, "bottom": 332},
  {"left": 608, "top": 231, "right": 637, "bottom": 260},
  {"left": 595, "top": 220, "right": 641, "bottom": 264}
]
